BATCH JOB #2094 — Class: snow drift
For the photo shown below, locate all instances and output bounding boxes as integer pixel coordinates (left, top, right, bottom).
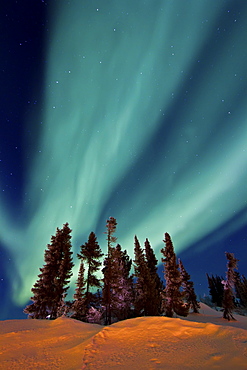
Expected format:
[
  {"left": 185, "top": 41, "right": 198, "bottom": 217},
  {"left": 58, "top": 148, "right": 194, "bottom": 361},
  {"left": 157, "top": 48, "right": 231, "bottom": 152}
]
[{"left": 0, "top": 304, "right": 246, "bottom": 369}]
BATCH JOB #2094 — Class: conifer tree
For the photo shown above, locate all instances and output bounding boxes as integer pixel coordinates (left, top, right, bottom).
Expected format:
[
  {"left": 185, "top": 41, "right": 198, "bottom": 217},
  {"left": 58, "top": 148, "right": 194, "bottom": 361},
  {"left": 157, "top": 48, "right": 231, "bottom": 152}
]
[
  {"left": 72, "top": 260, "right": 87, "bottom": 320},
  {"left": 133, "top": 235, "right": 148, "bottom": 316},
  {"left": 102, "top": 254, "right": 112, "bottom": 325},
  {"left": 222, "top": 252, "right": 238, "bottom": 321},
  {"left": 105, "top": 217, "right": 117, "bottom": 256},
  {"left": 86, "top": 306, "right": 102, "bottom": 324},
  {"left": 133, "top": 236, "right": 160, "bottom": 316},
  {"left": 102, "top": 244, "right": 133, "bottom": 322},
  {"left": 109, "top": 244, "right": 133, "bottom": 320},
  {"left": 102, "top": 217, "right": 117, "bottom": 325},
  {"left": 234, "top": 271, "right": 242, "bottom": 306},
  {"left": 144, "top": 238, "right": 163, "bottom": 315},
  {"left": 74, "top": 260, "right": 86, "bottom": 301},
  {"left": 241, "top": 275, "right": 247, "bottom": 307},
  {"left": 178, "top": 258, "right": 200, "bottom": 313},
  {"left": 77, "top": 232, "right": 103, "bottom": 308},
  {"left": 24, "top": 223, "right": 74, "bottom": 319},
  {"left": 207, "top": 274, "right": 224, "bottom": 307},
  {"left": 234, "top": 272, "right": 247, "bottom": 308},
  {"left": 161, "top": 233, "right": 189, "bottom": 317}
]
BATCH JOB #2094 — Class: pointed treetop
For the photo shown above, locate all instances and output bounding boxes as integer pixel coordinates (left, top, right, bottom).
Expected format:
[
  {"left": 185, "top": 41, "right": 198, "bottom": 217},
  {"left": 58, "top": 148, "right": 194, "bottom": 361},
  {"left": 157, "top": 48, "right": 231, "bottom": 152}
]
[
  {"left": 105, "top": 217, "right": 117, "bottom": 254},
  {"left": 105, "top": 217, "right": 117, "bottom": 232},
  {"left": 145, "top": 238, "right": 158, "bottom": 270},
  {"left": 225, "top": 252, "right": 239, "bottom": 271},
  {"left": 134, "top": 235, "right": 144, "bottom": 260},
  {"left": 161, "top": 232, "right": 176, "bottom": 262}
]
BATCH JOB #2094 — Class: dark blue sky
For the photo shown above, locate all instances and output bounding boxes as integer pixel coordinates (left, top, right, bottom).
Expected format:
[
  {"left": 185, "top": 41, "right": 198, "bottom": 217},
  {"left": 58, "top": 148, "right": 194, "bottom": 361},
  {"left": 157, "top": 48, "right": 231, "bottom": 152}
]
[{"left": 1, "top": 0, "right": 247, "bottom": 320}]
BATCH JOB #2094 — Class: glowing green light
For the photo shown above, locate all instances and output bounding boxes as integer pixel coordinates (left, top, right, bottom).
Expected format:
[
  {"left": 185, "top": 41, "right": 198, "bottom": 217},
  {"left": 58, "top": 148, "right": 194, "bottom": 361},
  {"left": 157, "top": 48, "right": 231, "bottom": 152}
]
[{"left": 1, "top": 1, "right": 246, "bottom": 305}]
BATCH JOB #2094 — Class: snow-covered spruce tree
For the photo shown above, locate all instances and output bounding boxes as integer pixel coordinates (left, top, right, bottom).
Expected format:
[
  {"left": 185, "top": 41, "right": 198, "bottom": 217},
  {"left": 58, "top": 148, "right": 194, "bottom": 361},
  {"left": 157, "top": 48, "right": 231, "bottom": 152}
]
[
  {"left": 56, "top": 293, "right": 72, "bottom": 317},
  {"left": 77, "top": 231, "right": 103, "bottom": 311},
  {"left": 108, "top": 244, "right": 133, "bottom": 321},
  {"left": 161, "top": 233, "right": 189, "bottom": 317},
  {"left": 86, "top": 306, "right": 102, "bottom": 324},
  {"left": 222, "top": 252, "right": 239, "bottom": 321},
  {"left": 102, "top": 217, "right": 117, "bottom": 325},
  {"left": 178, "top": 258, "right": 200, "bottom": 313},
  {"left": 103, "top": 244, "right": 133, "bottom": 324},
  {"left": 144, "top": 238, "right": 163, "bottom": 315},
  {"left": 24, "top": 223, "right": 74, "bottom": 319},
  {"left": 72, "top": 260, "right": 87, "bottom": 320}
]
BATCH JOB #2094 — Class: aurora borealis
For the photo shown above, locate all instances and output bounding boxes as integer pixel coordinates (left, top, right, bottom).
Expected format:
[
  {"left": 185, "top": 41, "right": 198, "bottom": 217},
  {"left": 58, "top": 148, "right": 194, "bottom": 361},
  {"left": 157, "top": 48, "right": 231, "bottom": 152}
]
[{"left": 1, "top": 0, "right": 247, "bottom": 319}]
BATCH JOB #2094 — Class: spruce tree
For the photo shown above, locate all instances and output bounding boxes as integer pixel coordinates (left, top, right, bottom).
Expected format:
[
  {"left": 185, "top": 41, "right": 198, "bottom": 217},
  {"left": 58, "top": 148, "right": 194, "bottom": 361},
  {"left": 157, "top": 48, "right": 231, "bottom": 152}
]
[
  {"left": 222, "top": 252, "right": 238, "bottom": 321},
  {"left": 133, "top": 235, "right": 148, "bottom": 316},
  {"left": 178, "top": 258, "right": 200, "bottom": 313},
  {"left": 56, "top": 223, "right": 74, "bottom": 314},
  {"left": 109, "top": 244, "right": 133, "bottom": 320},
  {"left": 240, "top": 275, "right": 247, "bottom": 307},
  {"left": 207, "top": 274, "right": 224, "bottom": 307},
  {"left": 161, "top": 233, "right": 189, "bottom": 317},
  {"left": 86, "top": 306, "right": 102, "bottom": 324},
  {"left": 241, "top": 275, "right": 247, "bottom": 307},
  {"left": 77, "top": 232, "right": 103, "bottom": 308},
  {"left": 234, "top": 272, "right": 247, "bottom": 308},
  {"left": 133, "top": 236, "right": 160, "bottom": 316},
  {"left": 102, "top": 254, "right": 112, "bottom": 325},
  {"left": 234, "top": 271, "right": 242, "bottom": 306},
  {"left": 105, "top": 217, "right": 117, "bottom": 256},
  {"left": 144, "top": 238, "right": 163, "bottom": 315},
  {"left": 24, "top": 223, "right": 74, "bottom": 319},
  {"left": 72, "top": 260, "right": 87, "bottom": 320},
  {"left": 74, "top": 260, "right": 86, "bottom": 301},
  {"left": 102, "top": 217, "right": 117, "bottom": 325}
]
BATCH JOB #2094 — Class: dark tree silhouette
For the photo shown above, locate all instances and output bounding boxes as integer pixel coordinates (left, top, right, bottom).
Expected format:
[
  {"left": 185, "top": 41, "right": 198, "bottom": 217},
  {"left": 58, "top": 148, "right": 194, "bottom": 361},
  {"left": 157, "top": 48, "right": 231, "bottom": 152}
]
[
  {"left": 133, "top": 235, "right": 149, "bottom": 316},
  {"left": 74, "top": 260, "right": 86, "bottom": 301},
  {"left": 24, "top": 223, "right": 74, "bottom": 319},
  {"left": 240, "top": 275, "right": 247, "bottom": 307},
  {"left": 105, "top": 217, "right": 117, "bottom": 256},
  {"left": 102, "top": 217, "right": 117, "bottom": 325},
  {"left": 103, "top": 244, "right": 133, "bottom": 321},
  {"left": 179, "top": 258, "right": 200, "bottom": 313},
  {"left": 77, "top": 231, "right": 103, "bottom": 308},
  {"left": 102, "top": 254, "right": 112, "bottom": 325},
  {"left": 207, "top": 274, "right": 224, "bottom": 307},
  {"left": 144, "top": 238, "right": 163, "bottom": 315},
  {"left": 133, "top": 236, "right": 160, "bottom": 316},
  {"left": 234, "top": 272, "right": 247, "bottom": 308},
  {"left": 72, "top": 260, "right": 87, "bottom": 320},
  {"left": 222, "top": 252, "right": 238, "bottom": 321},
  {"left": 161, "top": 233, "right": 189, "bottom": 317}
]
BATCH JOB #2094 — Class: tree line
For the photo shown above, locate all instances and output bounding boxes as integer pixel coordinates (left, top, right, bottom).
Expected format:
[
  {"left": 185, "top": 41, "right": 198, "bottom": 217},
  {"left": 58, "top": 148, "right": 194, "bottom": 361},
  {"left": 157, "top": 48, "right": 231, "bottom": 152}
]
[
  {"left": 24, "top": 217, "right": 242, "bottom": 323},
  {"left": 207, "top": 253, "right": 247, "bottom": 320}
]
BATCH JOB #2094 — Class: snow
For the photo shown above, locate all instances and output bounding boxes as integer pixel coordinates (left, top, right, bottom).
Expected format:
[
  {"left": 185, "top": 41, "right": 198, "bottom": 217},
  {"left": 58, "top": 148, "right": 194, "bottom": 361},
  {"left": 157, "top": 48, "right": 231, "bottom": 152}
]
[{"left": 0, "top": 304, "right": 246, "bottom": 369}]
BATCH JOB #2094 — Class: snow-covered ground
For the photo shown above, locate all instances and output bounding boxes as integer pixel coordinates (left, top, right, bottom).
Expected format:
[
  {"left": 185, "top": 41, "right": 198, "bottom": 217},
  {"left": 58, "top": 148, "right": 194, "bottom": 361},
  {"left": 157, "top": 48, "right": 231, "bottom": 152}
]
[{"left": 0, "top": 304, "right": 246, "bottom": 369}]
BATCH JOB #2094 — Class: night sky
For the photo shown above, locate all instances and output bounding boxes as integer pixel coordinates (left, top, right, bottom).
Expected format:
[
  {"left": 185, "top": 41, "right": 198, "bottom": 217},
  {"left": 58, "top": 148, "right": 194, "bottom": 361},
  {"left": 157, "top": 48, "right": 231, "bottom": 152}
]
[{"left": 1, "top": 0, "right": 246, "bottom": 320}]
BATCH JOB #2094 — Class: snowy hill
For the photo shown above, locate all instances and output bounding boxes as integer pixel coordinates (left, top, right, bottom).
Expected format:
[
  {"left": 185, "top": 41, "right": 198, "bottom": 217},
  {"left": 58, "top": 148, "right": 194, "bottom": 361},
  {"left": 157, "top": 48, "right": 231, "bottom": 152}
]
[{"left": 0, "top": 304, "right": 246, "bottom": 369}]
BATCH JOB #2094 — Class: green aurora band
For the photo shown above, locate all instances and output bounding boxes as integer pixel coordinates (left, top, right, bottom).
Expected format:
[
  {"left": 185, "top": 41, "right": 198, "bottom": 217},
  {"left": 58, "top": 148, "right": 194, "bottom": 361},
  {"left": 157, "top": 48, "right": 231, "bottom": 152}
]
[{"left": 1, "top": 0, "right": 247, "bottom": 304}]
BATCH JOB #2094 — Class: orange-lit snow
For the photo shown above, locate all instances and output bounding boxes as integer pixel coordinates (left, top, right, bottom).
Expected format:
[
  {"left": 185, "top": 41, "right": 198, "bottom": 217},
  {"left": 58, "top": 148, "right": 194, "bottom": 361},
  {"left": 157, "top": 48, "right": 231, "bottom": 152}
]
[{"left": 0, "top": 304, "right": 246, "bottom": 369}]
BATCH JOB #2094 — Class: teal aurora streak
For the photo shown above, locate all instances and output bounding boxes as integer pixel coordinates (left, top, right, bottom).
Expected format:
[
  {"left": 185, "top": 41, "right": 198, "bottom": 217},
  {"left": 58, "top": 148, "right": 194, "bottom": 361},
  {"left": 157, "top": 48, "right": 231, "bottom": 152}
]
[{"left": 1, "top": 0, "right": 247, "bottom": 305}]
